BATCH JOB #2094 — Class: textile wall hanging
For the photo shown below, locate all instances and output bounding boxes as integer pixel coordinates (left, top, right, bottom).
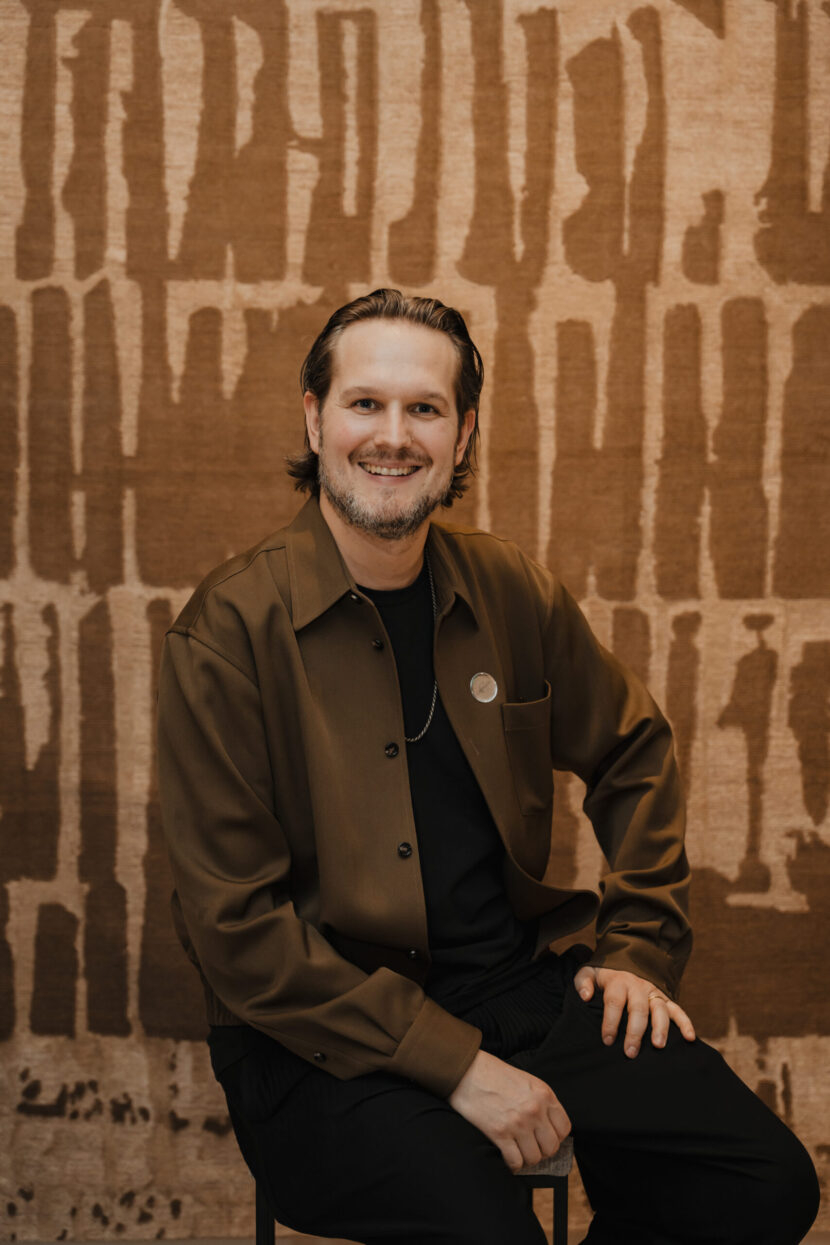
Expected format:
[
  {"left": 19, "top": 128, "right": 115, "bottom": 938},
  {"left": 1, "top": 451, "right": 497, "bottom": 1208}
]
[{"left": 0, "top": 0, "right": 828, "bottom": 1237}]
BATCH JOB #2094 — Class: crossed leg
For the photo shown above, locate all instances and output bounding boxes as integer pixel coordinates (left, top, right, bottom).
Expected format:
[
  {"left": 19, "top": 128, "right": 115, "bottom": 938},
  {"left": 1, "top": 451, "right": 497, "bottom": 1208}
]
[
  {"left": 214, "top": 972, "right": 818, "bottom": 1245},
  {"left": 524, "top": 980, "right": 819, "bottom": 1245}
]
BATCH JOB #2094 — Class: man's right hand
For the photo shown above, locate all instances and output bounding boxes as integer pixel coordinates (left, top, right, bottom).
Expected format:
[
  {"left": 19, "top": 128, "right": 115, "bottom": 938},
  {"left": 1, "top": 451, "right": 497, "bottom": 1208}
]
[{"left": 447, "top": 1048, "right": 571, "bottom": 1172}]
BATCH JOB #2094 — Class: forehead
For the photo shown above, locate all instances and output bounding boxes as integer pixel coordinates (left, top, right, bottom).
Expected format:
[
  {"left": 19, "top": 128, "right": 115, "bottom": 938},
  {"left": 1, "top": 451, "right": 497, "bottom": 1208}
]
[{"left": 329, "top": 319, "right": 458, "bottom": 395}]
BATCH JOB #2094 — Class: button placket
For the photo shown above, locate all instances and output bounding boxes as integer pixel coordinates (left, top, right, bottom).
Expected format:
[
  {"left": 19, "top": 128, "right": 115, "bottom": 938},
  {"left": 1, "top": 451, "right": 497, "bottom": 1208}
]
[{"left": 349, "top": 599, "right": 419, "bottom": 901}]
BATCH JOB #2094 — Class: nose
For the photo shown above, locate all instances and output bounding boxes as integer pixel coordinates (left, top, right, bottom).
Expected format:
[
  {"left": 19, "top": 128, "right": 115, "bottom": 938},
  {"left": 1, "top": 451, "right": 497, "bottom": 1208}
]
[{"left": 374, "top": 403, "right": 412, "bottom": 450}]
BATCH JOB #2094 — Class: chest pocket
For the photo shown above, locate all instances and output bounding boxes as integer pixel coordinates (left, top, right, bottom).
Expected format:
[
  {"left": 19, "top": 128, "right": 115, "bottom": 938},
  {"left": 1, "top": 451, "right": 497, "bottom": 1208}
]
[{"left": 501, "top": 681, "right": 553, "bottom": 815}]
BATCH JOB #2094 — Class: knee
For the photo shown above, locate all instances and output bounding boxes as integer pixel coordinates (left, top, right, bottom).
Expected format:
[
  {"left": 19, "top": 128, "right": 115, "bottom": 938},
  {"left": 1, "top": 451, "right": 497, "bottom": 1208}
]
[{"left": 735, "top": 1134, "right": 820, "bottom": 1245}]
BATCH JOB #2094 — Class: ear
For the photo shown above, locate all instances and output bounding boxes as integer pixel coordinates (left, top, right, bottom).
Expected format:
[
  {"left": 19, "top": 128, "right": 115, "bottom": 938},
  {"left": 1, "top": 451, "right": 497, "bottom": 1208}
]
[
  {"left": 304, "top": 391, "right": 321, "bottom": 453},
  {"left": 454, "top": 408, "right": 476, "bottom": 466}
]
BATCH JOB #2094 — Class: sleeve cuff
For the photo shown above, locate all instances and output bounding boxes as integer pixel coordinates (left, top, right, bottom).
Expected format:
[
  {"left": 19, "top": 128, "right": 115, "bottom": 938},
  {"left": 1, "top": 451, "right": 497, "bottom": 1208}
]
[
  {"left": 389, "top": 995, "right": 482, "bottom": 1097},
  {"left": 590, "top": 931, "right": 692, "bottom": 1001}
]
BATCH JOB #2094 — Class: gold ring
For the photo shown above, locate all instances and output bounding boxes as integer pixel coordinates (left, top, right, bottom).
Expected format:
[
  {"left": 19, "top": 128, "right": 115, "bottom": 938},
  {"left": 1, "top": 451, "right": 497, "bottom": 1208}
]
[{"left": 647, "top": 992, "right": 664, "bottom": 1003}]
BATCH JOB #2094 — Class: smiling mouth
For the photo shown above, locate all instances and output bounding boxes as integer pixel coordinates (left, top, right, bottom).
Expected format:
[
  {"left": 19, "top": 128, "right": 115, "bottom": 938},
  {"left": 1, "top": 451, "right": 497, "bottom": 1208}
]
[{"left": 359, "top": 463, "right": 422, "bottom": 477}]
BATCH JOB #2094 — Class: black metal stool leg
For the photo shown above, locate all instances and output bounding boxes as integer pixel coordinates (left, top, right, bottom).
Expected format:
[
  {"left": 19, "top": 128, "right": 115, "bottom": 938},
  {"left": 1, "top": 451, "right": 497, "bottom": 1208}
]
[
  {"left": 255, "top": 1181, "right": 275, "bottom": 1245},
  {"left": 553, "top": 1174, "right": 568, "bottom": 1244}
]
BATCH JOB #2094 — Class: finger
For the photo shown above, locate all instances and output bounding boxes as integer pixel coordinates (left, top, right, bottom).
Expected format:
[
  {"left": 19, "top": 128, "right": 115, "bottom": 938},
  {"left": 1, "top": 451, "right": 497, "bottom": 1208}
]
[
  {"left": 601, "top": 995, "right": 625, "bottom": 1045},
  {"left": 547, "top": 1100, "right": 572, "bottom": 1143},
  {"left": 573, "top": 966, "right": 595, "bottom": 1001},
  {"left": 533, "top": 1121, "right": 561, "bottom": 1160},
  {"left": 502, "top": 1138, "right": 526, "bottom": 1173},
  {"left": 514, "top": 1126, "right": 548, "bottom": 1170},
  {"left": 623, "top": 1003, "right": 650, "bottom": 1057},
  {"left": 649, "top": 997, "right": 670, "bottom": 1048},
  {"left": 517, "top": 1141, "right": 544, "bottom": 1170},
  {"left": 667, "top": 1000, "right": 696, "bottom": 1041}
]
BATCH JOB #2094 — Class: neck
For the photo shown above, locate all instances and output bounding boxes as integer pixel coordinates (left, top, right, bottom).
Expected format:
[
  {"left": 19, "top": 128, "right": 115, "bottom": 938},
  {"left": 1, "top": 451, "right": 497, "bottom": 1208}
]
[{"left": 318, "top": 493, "right": 428, "bottom": 589}]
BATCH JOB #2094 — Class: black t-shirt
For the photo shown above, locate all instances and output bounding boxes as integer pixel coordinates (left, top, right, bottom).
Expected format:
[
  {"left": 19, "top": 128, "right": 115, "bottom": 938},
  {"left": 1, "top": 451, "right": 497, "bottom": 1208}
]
[{"left": 360, "top": 557, "right": 537, "bottom": 1012}]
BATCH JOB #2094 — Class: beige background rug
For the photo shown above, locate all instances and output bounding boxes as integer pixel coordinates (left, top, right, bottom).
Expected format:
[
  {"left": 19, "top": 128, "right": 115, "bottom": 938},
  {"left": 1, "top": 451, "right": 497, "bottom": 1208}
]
[{"left": 0, "top": 0, "right": 828, "bottom": 1238}]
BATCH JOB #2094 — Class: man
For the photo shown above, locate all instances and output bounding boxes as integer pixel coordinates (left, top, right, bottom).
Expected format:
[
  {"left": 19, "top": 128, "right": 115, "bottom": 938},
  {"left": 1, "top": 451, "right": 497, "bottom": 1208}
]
[{"left": 157, "top": 290, "right": 818, "bottom": 1244}]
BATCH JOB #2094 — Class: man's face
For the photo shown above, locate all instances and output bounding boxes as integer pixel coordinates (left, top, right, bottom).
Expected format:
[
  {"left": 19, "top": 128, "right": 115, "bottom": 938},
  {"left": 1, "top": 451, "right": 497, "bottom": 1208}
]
[{"left": 303, "top": 319, "right": 476, "bottom": 541}]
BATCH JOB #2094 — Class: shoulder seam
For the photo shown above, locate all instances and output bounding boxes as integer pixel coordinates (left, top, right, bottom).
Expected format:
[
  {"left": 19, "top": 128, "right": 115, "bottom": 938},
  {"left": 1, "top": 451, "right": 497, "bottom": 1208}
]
[
  {"left": 185, "top": 543, "right": 285, "bottom": 631},
  {"left": 542, "top": 569, "right": 557, "bottom": 634},
  {"left": 165, "top": 627, "right": 259, "bottom": 688}
]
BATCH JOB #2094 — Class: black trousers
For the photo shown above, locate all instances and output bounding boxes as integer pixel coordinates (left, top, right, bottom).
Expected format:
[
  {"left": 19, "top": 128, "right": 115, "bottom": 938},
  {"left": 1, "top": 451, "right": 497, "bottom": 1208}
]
[{"left": 210, "top": 951, "right": 819, "bottom": 1245}]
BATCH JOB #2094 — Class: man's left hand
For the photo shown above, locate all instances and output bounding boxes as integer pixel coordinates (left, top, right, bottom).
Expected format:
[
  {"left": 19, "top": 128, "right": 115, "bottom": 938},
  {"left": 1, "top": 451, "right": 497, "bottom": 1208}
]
[{"left": 572, "top": 965, "right": 696, "bottom": 1058}]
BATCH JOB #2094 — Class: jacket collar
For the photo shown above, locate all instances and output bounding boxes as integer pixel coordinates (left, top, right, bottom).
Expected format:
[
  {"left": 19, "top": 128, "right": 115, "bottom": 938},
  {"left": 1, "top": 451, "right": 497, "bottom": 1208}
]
[{"left": 285, "top": 495, "right": 476, "bottom": 631}]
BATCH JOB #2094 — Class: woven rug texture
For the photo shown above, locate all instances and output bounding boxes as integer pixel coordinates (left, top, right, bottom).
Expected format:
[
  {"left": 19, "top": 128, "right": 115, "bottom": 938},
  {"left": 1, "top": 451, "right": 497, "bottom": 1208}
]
[{"left": 0, "top": 0, "right": 828, "bottom": 1237}]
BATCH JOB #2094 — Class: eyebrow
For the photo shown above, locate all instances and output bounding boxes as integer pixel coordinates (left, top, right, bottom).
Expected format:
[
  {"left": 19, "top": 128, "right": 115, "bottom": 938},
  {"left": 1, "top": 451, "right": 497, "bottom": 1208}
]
[{"left": 339, "top": 386, "right": 450, "bottom": 405}]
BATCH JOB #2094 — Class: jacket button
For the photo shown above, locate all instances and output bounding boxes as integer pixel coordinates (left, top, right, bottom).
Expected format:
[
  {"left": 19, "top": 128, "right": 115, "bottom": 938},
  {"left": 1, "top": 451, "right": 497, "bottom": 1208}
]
[
  {"left": 313, "top": 1051, "right": 326, "bottom": 1062},
  {"left": 371, "top": 637, "right": 384, "bottom": 650},
  {"left": 385, "top": 742, "right": 399, "bottom": 758},
  {"left": 407, "top": 948, "right": 418, "bottom": 960},
  {"left": 397, "top": 841, "right": 412, "bottom": 858},
  {"left": 349, "top": 592, "right": 360, "bottom": 602}
]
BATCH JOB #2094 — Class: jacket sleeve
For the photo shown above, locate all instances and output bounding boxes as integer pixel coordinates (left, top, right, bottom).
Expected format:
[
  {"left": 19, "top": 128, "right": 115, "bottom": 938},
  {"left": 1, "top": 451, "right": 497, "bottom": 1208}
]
[
  {"left": 543, "top": 577, "right": 692, "bottom": 998},
  {"left": 156, "top": 628, "right": 481, "bottom": 1097}
]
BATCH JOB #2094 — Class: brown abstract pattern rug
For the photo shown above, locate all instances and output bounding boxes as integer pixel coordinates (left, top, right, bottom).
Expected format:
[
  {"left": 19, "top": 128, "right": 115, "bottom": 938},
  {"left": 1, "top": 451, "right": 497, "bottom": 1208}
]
[{"left": 1, "top": 0, "right": 828, "bottom": 1237}]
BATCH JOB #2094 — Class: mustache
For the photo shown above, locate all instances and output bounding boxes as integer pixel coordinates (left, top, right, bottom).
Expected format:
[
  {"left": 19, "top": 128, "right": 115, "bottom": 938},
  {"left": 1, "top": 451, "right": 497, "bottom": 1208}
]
[{"left": 352, "top": 449, "right": 431, "bottom": 467}]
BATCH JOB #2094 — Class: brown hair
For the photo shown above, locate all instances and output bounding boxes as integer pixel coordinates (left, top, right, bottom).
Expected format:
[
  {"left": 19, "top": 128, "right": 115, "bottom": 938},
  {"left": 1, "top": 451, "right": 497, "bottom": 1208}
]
[{"left": 286, "top": 288, "right": 483, "bottom": 501}]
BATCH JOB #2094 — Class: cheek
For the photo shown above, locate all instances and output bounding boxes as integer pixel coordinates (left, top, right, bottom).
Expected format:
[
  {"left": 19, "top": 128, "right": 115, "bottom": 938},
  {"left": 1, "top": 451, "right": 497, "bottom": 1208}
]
[{"left": 320, "top": 426, "right": 356, "bottom": 459}]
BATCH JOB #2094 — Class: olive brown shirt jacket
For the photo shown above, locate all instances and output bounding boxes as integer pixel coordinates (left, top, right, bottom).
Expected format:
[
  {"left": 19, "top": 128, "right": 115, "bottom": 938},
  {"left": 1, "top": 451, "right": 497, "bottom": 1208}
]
[{"left": 156, "top": 495, "right": 692, "bottom": 1099}]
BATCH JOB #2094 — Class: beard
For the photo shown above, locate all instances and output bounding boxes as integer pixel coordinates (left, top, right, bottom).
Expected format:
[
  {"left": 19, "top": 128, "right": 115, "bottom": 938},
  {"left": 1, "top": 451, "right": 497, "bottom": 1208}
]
[{"left": 316, "top": 431, "right": 455, "bottom": 541}]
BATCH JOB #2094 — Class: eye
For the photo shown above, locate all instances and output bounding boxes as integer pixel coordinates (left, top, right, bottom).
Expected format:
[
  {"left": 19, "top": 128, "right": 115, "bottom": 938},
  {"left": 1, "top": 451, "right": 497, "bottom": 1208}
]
[
  {"left": 412, "top": 402, "right": 438, "bottom": 415},
  {"left": 353, "top": 398, "right": 377, "bottom": 410}
]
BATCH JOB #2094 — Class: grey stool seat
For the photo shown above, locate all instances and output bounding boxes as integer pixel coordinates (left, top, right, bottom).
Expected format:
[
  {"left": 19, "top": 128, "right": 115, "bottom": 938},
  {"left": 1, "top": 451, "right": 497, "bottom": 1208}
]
[{"left": 254, "top": 1135, "right": 573, "bottom": 1244}]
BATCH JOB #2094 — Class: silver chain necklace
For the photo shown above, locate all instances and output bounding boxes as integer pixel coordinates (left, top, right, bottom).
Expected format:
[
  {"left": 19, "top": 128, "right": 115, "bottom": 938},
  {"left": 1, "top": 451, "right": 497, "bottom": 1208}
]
[{"left": 404, "top": 548, "right": 438, "bottom": 744}]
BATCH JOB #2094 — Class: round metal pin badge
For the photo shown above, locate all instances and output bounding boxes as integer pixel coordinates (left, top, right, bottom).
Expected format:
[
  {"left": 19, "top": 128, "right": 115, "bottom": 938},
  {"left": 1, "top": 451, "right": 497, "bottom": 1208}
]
[{"left": 469, "top": 672, "right": 498, "bottom": 703}]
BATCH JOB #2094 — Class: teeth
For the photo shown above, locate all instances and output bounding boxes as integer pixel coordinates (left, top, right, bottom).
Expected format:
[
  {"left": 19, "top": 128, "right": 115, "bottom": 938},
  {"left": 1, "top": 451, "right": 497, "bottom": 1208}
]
[{"left": 362, "top": 464, "right": 420, "bottom": 476}]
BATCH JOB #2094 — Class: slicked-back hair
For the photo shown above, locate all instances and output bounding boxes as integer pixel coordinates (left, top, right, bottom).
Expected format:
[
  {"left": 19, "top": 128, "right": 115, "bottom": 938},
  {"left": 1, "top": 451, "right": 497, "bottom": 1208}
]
[{"left": 286, "top": 289, "right": 483, "bottom": 502}]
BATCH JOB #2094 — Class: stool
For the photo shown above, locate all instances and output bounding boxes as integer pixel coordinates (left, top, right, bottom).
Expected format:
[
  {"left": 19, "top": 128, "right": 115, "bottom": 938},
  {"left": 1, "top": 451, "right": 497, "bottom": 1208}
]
[
  {"left": 517, "top": 1133, "right": 574, "bottom": 1243},
  {"left": 254, "top": 1134, "right": 573, "bottom": 1245}
]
